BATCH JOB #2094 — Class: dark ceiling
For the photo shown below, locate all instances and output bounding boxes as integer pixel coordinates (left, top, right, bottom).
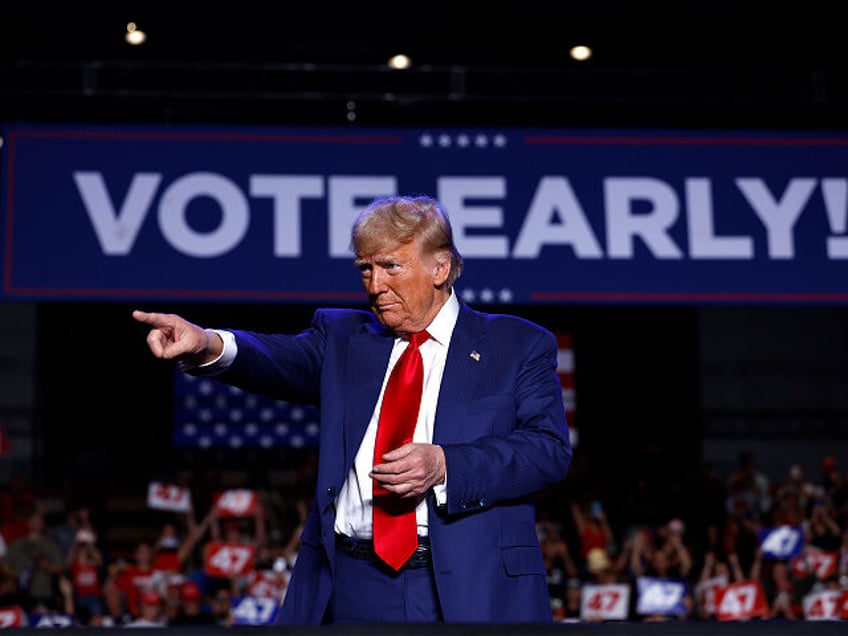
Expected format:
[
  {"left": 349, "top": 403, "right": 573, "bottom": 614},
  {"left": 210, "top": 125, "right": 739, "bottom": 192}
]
[{"left": 2, "top": 2, "right": 848, "bottom": 129}]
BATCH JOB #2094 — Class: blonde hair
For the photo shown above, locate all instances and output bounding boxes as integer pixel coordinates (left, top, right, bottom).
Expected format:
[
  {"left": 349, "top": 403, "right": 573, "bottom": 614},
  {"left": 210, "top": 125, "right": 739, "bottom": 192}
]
[{"left": 351, "top": 195, "right": 463, "bottom": 287}]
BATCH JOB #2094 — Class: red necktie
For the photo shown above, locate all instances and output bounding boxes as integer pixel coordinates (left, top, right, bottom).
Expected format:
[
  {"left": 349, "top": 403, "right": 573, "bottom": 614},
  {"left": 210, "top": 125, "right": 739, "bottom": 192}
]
[{"left": 372, "top": 330, "right": 430, "bottom": 571}]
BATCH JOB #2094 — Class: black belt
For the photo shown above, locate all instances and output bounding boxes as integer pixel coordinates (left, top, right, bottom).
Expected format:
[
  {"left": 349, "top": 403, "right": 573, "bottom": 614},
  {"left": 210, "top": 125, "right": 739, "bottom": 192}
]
[{"left": 335, "top": 534, "right": 432, "bottom": 570}]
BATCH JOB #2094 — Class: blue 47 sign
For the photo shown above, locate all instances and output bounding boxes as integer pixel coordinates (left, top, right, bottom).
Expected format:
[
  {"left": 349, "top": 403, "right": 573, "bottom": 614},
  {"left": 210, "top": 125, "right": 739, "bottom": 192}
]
[
  {"left": 759, "top": 525, "right": 804, "bottom": 559},
  {"left": 231, "top": 596, "right": 280, "bottom": 625}
]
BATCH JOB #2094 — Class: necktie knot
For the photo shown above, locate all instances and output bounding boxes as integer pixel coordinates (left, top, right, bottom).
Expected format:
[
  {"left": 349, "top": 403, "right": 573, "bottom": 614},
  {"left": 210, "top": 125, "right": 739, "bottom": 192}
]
[{"left": 407, "top": 330, "right": 430, "bottom": 348}]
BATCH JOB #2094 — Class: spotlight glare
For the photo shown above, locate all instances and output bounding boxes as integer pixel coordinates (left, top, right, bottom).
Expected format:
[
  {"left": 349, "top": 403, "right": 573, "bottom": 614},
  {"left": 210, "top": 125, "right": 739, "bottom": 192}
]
[
  {"left": 125, "top": 22, "right": 147, "bottom": 45},
  {"left": 388, "top": 54, "right": 412, "bottom": 70},
  {"left": 569, "top": 45, "right": 592, "bottom": 62}
]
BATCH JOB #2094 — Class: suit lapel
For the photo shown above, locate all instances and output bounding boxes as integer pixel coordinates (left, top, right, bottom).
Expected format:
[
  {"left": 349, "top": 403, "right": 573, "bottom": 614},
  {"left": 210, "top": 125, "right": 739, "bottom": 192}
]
[
  {"left": 344, "top": 319, "right": 394, "bottom": 469},
  {"left": 434, "top": 303, "right": 487, "bottom": 445}
]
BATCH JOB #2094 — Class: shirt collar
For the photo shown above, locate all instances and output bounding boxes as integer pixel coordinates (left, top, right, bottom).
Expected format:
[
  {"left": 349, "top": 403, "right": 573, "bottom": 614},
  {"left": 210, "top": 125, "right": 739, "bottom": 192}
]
[{"left": 421, "top": 288, "right": 460, "bottom": 348}]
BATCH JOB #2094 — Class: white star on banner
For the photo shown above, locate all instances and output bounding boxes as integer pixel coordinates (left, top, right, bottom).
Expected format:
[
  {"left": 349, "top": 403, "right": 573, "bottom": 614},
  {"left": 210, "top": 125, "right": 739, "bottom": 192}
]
[
  {"left": 498, "top": 288, "right": 514, "bottom": 302},
  {"left": 493, "top": 134, "right": 507, "bottom": 147},
  {"left": 419, "top": 134, "right": 433, "bottom": 147},
  {"left": 480, "top": 288, "right": 495, "bottom": 303},
  {"left": 456, "top": 134, "right": 470, "bottom": 147},
  {"left": 438, "top": 134, "right": 452, "bottom": 147},
  {"left": 474, "top": 134, "right": 489, "bottom": 147},
  {"left": 461, "top": 288, "right": 476, "bottom": 302}
]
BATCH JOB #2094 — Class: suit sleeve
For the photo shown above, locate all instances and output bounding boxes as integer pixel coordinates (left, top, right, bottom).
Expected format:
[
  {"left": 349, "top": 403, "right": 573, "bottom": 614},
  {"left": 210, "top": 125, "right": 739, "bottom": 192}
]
[
  {"left": 439, "top": 328, "right": 571, "bottom": 515},
  {"left": 208, "top": 310, "right": 329, "bottom": 405}
]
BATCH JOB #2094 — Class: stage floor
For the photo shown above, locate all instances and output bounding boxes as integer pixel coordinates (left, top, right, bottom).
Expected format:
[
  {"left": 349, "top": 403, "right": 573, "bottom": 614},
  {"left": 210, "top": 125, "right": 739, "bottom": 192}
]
[{"left": 9, "top": 621, "right": 846, "bottom": 635}]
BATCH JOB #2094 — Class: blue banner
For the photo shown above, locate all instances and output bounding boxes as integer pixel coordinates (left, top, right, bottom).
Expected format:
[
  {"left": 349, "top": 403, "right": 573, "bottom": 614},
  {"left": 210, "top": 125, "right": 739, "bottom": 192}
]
[{"left": 3, "top": 123, "right": 848, "bottom": 303}]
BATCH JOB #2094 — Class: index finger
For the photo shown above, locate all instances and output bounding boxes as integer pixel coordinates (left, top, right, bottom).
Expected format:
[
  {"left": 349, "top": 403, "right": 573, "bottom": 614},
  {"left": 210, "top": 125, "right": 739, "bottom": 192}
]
[
  {"left": 380, "top": 442, "right": 416, "bottom": 462},
  {"left": 132, "top": 309, "right": 170, "bottom": 327}
]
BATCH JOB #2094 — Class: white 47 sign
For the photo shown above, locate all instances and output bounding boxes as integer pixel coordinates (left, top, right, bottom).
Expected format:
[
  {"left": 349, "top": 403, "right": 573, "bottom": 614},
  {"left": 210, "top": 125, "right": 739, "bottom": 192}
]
[{"left": 580, "top": 584, "right": 630, "bottom": 620}]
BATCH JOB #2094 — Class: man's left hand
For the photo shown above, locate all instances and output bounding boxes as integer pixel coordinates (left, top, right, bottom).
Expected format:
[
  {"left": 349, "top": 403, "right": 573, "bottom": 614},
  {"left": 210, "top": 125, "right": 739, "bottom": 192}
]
[{"left": 371, "top": 443, "right": 445, "bottom": 499}]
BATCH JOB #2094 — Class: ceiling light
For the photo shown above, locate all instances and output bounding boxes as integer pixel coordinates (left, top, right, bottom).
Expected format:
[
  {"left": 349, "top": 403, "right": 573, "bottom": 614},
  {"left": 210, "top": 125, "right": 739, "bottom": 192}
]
[
  {"left": 387, "top": 54, "right": 412, "bottom": 70},
  {"left": 125, "top": 22, "right": 147, "bottom": 46},
  {"left": 569, "top": 45, "right": 592, "bottom": 62}
]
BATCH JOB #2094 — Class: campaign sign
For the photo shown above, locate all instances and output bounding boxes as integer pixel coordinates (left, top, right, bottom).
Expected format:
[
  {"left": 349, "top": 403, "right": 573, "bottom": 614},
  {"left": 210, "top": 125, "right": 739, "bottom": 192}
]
[
  {"left": 0, "top": 606, "right": 26, "bottom": 628},
  {"left": 203, "top": 542, "right": 256, "bottom": 578},
  {"left": 214, "top": 489, "right": 259, "bottom": 518},
  {"left": 231, "top": 596, "right": 280, "bottom": 625},
  {"left": 246, "top": 570, "right": 289, "bottom": 601},
  {"left": 759, "top": 525, "right": 804, "bottom": 560},
  {"left": 4, "top": 124, "right": 848, "bottom": 305},
  {"left": 841, "top": 590, "right": 848, "bottom": 620},
  {"left": 635, "top": 577, "right": 688, "bottom": 618},
  {"left": 30, "top": 614, "right": 74, "bottom": 628},
  {"left": 694, "top": 575, "right": 728, "bottom": 616},
  {"left": 801, "top": 546, "right": 839, "bottom": 581},
  {"left": 714, "top": 580, "right": 769, "bottom": 621},
  {"left": 580, "top": 583, "right": 630, "bottom": 621},
  {"left": 803, "top": 589, "right": 842, "bottom": 621},
  {"left": 147, "top": 482, "right": 192, "bottom": 512}
]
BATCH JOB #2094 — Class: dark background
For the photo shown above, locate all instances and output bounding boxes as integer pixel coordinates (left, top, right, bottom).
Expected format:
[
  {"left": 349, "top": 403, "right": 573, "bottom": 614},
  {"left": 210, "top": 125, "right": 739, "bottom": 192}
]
[{"left": 2, "top": 1, "right": 848, "bottom": 534}]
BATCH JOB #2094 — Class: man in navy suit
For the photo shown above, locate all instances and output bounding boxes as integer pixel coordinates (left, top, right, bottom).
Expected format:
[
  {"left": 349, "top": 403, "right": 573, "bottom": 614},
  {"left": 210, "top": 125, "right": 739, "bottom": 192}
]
[{"left": 134, "top": 195, "right": 572, "bottom": 623}]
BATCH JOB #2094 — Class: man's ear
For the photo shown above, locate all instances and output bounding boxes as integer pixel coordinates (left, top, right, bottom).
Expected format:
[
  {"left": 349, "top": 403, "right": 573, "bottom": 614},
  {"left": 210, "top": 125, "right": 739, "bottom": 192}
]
[{"left": 432, "top": 252, "right": 451, "bottom": 286}]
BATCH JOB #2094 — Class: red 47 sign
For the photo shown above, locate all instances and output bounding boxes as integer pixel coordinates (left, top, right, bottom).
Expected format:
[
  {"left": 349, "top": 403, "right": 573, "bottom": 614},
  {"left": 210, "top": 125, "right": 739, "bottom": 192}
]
[
  {"left": 0, "top": 606, "right": 26, "bottom": 628},
  {"left": 204, "top": 542, "right": 256, "bottom": 577},
  {"left": 714, "top": 581, "right": 769, "bottom": 621},
  {"left": 580, "top": 584, "right": 630, "bottom": 621},
  {"left": 803, "top": 590, "right": 841, "bottom": 621},
  {"left": 214, "top": 489, "right": 259, "bottom": 518}
]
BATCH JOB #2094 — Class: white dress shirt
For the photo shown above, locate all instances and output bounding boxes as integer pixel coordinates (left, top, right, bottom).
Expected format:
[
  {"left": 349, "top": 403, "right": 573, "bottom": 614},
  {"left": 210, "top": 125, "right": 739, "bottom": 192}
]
[
  {"left": 205, "top": 290, "right": 460, "bottom": 539},
  {"left": 335, "top": 291, "right": 458, "bottom": 538}
]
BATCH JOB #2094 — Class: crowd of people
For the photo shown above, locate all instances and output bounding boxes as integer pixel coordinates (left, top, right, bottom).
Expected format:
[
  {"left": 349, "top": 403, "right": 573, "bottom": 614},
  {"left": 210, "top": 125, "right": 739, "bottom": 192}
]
[
  {"left": 1, "top": 450, "right": 847, "bottom": 626},
  {"left": 538, "top": 451, "right": 848, "bottom": 622},
  {"left": 0, "top": 477, "right": 308, "bottom": 628}
]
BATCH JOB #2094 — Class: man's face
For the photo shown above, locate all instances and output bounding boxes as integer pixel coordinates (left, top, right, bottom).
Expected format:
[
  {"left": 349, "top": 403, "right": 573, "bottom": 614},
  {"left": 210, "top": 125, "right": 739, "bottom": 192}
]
[{"left": 356, "top": 238, "right": 449, "bottom": 335}]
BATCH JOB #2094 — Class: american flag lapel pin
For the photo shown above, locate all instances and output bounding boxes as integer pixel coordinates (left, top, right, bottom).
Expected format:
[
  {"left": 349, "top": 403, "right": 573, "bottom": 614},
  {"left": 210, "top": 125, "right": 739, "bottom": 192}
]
[{"left": 470, "top": 350, "right": 481, "bottom": 362}]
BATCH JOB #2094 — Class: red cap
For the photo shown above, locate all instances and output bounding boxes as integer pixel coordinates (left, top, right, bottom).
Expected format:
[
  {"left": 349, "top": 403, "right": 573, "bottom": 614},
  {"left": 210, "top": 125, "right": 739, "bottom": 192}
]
[
  {"left": 140, "top": 590, "right": 161, "bottom": 606},
  {"left": 180, "top": 581, "right": 202, "bottom": 602}
]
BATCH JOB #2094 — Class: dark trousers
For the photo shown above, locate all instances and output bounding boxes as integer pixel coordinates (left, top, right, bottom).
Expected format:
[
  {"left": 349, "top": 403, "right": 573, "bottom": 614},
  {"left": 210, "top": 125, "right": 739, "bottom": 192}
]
[{"left": 328, "top": 547, "right": 443, "bottom": 623}]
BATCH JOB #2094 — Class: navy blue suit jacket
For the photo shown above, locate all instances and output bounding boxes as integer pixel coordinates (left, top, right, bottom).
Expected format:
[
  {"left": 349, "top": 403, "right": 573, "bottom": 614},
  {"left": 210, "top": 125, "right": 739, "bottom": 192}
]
[{"left": 212, "top": 301, "right": 572, "bottom": 623}]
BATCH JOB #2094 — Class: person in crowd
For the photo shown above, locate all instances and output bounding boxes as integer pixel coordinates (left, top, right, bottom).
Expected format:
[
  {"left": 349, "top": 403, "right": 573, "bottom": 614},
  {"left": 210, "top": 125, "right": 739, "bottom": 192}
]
[
  {"left": 65, "top": 528, "right": 105, "bottom": 625},
  {"left": 571, "top": 500, "right": 615, "bottom": 562},
  {"left": 209, "top": 587, "right": 234, "bottom": 625},
  {"left": 133, "top": 194, "right": 572, "bottom": 624},
  {"left": 537, "top": 520, "right": 578, "bottom": 620},
  {"left": 806, "top": 498, "right": 842, "bottom": 552},
  {"left": 728, "top": 450, "right": 771, "bottom": 521},
  {"left": 103, "top": 541, "right": 157, "bottom": 623},
  {"left": 49, "top": 506, "right": 94, "bottom": 562},
  {"left": 169, "top": 580, "right": 216, "bottom": 626},
  {"left": 0, "top": 474, "right": 35, "bottom": 545},
  {"left": 0, "top": 555, "right": 17, "bottom": 606},
  {"left": 629, "top": 519, "right": 692, "bottom": 581},
  {"left": 124, "top": 589, "right": 167, "bottom": 628},
  {"left": 4, "top": 511, "right": 64, "bottom": 612},
  {"left": 694, "top": 551, "right": 741, "bottom": 619},
  {"left": 777, "top": 464, "right": 816, "bottom": 517}
]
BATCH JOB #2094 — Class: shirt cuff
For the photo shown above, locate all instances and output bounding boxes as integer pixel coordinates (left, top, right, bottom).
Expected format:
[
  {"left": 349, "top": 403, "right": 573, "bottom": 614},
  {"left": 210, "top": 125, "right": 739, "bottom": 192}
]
[
  {"left": 183, "top": 329, "right": 237, "bottom": 374},
  {"left": 433, "top": 473, "right": 447, "bottom": 506}
]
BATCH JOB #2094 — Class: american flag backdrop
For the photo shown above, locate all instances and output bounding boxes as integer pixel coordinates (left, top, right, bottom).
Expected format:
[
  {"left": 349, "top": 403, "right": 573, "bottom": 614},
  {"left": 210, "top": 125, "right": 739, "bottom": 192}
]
[
  {"left": 173, "top": 334, "right": 575, "bottom": 449},
  {"left": 172, "top": 373, "right": 321, "bottom": 449},
  {"left": 556, "top": 332, "right": 577, "bottom": 447}
]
